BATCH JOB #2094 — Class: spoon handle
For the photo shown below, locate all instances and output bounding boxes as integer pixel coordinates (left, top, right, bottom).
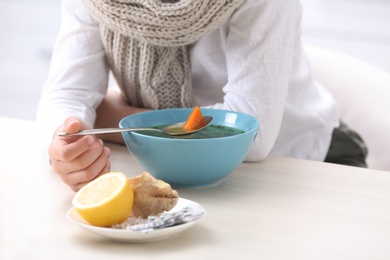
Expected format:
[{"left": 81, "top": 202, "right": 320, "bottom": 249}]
[{"left": 57, "top": 127, "right": 162, "bottom": 137}]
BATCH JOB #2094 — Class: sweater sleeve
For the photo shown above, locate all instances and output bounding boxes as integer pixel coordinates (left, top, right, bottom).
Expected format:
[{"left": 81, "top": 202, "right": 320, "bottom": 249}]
[
  {"left": 200, "top": 0, "right": 303, "bottom": 161},
  {"left": 36, "top": 0, "right": 109, "bottom": 147}
]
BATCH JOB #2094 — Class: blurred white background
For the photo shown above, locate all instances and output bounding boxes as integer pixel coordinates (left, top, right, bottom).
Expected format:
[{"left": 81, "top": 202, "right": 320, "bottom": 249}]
[{"left": 1, "top": 0, "right": 389, "bottom": 120}]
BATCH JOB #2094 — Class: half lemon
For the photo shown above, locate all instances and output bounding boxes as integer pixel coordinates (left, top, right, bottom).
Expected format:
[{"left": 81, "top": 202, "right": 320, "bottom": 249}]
[{"left": 72, "top": 172, "right": 134, "bottom": 227}]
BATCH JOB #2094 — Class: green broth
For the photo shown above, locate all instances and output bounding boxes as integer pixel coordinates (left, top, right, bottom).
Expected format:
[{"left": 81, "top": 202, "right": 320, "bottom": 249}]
[{"left": 136, "top": 124, "right": 245, "bottom": 139}]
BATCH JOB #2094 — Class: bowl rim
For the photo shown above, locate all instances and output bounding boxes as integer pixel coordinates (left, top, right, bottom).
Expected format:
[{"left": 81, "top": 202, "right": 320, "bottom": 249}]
[{"left": 119, "top": 108, "right": 259, "bottom": 141}]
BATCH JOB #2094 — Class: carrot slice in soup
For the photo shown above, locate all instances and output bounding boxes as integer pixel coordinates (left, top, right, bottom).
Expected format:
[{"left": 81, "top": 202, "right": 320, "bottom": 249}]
[{"left": 183, "top": 106, "right": 207, "bottom": 131}]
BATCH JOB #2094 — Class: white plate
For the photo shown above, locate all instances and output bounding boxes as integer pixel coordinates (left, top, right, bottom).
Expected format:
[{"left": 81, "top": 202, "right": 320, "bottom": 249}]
[{"left": 67, "top": 198, "right": 205, "bottom": 242}]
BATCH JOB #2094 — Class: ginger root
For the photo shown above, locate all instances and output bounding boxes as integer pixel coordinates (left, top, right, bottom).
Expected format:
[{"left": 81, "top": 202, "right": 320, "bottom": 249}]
[{"left": 128, "top": 172, "right": 179, "bottom": 218}]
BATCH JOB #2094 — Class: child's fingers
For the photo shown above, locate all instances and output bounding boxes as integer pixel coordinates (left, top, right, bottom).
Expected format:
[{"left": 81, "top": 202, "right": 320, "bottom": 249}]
[
  {"left": 54, "top": 142, "right": 105, "bottom": 176},
  {"left": 63, "top": 147, "right": 111, "bottom": 191},
  {"left": 49, "top": 135, "right": 96, "bottom": 163}
]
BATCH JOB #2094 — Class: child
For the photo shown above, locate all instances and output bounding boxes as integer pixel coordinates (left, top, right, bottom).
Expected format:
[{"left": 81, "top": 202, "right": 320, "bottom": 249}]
[{"left": 37, "top": 0, "right": 367, "bottom": 191}]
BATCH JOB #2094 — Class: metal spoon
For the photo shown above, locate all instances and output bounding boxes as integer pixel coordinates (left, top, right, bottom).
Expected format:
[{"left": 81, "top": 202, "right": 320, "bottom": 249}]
[{"left": 57, "top": 116, "right": 213, "bottom": 137}]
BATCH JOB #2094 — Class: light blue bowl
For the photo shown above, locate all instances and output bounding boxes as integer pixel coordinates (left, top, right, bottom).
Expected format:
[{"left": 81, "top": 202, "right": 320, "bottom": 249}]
[{"left": 119, "top": 108, "right": 259, "bottom": 188}]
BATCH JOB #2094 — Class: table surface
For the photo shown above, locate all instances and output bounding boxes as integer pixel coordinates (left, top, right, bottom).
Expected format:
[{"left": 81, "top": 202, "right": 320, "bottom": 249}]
[{"left": 1, "top": 116, "right": 390, "bottom": 260}]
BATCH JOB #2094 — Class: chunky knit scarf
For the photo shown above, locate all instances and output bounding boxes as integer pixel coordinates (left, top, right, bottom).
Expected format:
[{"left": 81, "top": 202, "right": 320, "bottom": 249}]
[{"left": 81, "top": 0, "right": 244, "bottom": 109}]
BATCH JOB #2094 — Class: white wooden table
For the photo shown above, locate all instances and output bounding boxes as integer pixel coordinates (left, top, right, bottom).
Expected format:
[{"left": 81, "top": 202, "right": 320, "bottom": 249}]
[{"left": 1, "top": 116, "right": 390, "bottom": 259}]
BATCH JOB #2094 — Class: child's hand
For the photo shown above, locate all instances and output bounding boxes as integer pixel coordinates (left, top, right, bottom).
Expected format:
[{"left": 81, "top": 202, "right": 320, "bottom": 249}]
[{"left": 48, "top": 117, "right": 111, "bottom": 191}]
